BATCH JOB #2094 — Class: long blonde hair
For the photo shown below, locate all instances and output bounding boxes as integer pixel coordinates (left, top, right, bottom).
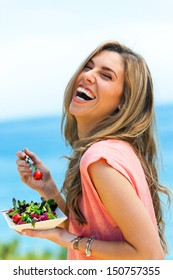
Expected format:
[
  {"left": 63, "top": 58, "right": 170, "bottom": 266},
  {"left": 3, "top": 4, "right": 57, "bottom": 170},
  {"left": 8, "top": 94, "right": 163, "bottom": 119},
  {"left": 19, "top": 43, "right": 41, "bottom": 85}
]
[{"left": 61, "top": 40, "right": 171, "bottom": 254}]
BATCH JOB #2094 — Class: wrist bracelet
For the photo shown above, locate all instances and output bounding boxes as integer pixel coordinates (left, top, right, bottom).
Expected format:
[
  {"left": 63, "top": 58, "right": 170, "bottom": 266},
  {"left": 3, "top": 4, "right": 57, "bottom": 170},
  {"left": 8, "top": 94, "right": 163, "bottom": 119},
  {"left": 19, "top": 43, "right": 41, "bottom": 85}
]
[
  {"left": 85, "top": 236, "right": 95, "bottom": 257},
  {"left": 71, "top": 235, "right": 84, "bottom": 250}
]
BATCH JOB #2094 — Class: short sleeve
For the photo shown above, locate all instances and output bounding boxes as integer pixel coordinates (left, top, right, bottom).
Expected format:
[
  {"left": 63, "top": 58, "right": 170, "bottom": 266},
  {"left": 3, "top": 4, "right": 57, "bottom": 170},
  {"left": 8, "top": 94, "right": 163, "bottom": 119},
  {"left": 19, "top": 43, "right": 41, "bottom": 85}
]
[{"left": 80, "top": 139, "right": 145, "bottom": 194}]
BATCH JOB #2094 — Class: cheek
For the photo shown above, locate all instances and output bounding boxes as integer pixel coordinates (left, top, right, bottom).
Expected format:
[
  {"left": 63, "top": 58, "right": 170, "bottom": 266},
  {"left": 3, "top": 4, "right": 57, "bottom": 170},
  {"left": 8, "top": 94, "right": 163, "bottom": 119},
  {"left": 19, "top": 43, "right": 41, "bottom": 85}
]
[
  {"left": 72, "top": 77, "right": 80, "bottom": 93},
  {"left": 102, "top": 99, "right": 119, "bottom": 112},
  {"left": 100, "top": 87, "right": 123, "bottom": 112},
  {"left": 104, "top": 84, "right": 123, "bottom": 102},
  {"left": 75, "top": 73, "right": 82, "bottom": 84}
]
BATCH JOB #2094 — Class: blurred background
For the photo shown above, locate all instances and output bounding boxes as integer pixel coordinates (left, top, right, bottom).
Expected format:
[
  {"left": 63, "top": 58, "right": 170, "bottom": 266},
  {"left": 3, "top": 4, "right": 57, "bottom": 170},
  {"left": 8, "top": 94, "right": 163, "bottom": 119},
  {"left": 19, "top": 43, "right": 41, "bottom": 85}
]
[{"left": 0, "top": 0, "right": 172, "bottom": 260}]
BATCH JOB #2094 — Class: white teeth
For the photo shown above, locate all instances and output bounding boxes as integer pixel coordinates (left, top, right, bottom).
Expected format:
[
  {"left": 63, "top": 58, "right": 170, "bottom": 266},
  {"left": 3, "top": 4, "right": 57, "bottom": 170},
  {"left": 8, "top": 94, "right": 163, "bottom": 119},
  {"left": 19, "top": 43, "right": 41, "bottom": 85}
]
[{"left": 77, "top": 86, "right": 95, "bottom": 100}]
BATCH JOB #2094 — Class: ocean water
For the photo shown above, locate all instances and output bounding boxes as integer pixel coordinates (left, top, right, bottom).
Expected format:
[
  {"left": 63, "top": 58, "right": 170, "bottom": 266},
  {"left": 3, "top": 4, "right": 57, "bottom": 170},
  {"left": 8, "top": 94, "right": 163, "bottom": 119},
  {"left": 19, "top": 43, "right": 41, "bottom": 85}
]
[{"left": 0, "top": 105, "right": 172, "bottom": 259}]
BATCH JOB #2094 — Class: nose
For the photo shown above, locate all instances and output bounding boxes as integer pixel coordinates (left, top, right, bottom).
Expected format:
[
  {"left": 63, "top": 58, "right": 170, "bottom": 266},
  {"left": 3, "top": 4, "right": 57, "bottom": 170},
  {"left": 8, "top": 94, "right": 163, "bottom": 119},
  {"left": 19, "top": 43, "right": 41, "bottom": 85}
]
[{"left": 82, "top": 69, "right": 96, "bottom": 84}]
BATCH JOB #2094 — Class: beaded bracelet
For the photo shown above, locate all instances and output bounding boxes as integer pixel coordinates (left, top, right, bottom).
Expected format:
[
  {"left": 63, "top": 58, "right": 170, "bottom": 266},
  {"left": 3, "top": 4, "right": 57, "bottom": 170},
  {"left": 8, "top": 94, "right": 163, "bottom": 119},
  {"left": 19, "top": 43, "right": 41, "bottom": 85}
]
[
  {"left": 71, "top": 236, "right": 84, "bottom": 250},
  {"left": 85, "top": 236, "right": 95, "bottom": 257}
]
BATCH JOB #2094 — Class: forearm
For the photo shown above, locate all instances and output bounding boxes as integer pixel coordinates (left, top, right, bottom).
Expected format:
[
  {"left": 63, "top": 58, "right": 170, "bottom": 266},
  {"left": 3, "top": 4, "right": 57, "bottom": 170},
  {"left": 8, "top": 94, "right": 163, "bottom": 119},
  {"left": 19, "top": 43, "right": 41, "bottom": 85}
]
[
  {"left": 43, "top": 225, "right": 163, "bottom": 259},
  {"left": 78, "top": 238, "right": 141, "bottom": 260},
  {"left": 73, "top": 237, "right": 164, "bottom": 260},
  {"left": 20, "top": 228, "right": 163, "bottom": 260},
  {"left": 59, "top": 229, "right": 164, "bottom": 260}
]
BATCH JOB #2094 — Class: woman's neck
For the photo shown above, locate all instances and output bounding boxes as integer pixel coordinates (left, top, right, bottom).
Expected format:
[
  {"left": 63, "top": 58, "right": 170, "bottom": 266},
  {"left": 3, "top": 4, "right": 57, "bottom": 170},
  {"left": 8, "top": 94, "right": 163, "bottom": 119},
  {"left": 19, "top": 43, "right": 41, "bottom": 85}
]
[{"left": 77, "top": 120, "right": 96, "bottom": 139}]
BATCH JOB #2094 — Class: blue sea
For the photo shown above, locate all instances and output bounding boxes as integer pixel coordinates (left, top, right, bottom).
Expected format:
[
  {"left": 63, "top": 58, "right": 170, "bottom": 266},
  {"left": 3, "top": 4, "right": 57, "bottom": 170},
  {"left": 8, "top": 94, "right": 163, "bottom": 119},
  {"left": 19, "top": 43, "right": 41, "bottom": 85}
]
[{"left": 0, "top": 105, "right": 172, "bottom": 259}]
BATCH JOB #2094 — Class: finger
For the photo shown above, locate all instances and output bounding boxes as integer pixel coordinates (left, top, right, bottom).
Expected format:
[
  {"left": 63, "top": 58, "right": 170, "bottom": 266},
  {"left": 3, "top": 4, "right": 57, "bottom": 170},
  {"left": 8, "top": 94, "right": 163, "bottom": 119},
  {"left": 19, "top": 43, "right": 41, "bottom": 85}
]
[
  {"left": 17, "top": 166, "right": 32, "bottom": 175},
  {"left": 16, "top": 158, "right": 29, "bottom": 167},
  {"left": 16, "top": 150, "right": 27, "bottom": 159},
  {"left": 16, "top": 160, "right": 32, "bottom": 175},
  {"left": 21, "top": 229, "right": 54, "bottom": 239}
]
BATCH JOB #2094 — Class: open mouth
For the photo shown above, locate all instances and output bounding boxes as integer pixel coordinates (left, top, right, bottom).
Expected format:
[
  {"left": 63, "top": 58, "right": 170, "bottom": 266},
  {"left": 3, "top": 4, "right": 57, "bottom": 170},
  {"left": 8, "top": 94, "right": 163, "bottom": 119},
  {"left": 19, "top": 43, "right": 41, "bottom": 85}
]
[{"left": 76, "top": 86, "right": 96, "bottom": 101}]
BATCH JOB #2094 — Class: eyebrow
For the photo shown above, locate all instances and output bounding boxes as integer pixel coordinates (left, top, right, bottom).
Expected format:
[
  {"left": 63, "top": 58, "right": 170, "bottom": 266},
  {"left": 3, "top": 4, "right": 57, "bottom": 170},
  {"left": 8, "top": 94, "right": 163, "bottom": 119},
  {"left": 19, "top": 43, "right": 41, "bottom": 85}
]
[
  {"left": 88, "top": 59, "right": 117, "bottom": 78},
  {"left": 102, "top": 66, "right": 117, "bottom": 78}
]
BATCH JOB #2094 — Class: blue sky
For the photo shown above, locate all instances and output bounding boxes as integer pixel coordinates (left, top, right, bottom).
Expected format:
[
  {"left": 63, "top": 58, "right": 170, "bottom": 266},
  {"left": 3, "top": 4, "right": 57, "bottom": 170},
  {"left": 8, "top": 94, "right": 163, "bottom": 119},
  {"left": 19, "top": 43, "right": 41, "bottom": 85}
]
[{"left": 0, "top": 0, "right": 173, "bottom": 120}]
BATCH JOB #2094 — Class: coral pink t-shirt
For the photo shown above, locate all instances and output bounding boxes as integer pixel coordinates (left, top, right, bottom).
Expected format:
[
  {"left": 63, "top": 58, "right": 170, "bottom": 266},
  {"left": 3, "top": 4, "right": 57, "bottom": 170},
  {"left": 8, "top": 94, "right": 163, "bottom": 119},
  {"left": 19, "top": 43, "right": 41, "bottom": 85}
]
[{"left": 68, "top": 140, "right": 158, "bottom": 260}]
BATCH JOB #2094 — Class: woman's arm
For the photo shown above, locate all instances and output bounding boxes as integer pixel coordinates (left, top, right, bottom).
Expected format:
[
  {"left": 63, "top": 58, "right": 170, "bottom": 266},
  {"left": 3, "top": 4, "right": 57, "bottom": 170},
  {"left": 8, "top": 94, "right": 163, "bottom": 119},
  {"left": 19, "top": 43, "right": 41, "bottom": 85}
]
[
  {"left": 83, "top": 158, "right": 164, "bottom": 259},
  {"left": 19, "top": 158, "right": 164, "bottom": 259},
  {"left": 16, "top": 148, "right": 66, "bottom": 213}
]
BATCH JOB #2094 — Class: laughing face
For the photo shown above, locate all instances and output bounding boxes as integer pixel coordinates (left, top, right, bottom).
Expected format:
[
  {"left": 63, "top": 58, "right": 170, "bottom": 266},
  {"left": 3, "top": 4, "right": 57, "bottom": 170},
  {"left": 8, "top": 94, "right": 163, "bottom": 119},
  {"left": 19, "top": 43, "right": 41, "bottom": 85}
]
[{"left": 69, "top": 50, "right": 125, "bottom": 135}]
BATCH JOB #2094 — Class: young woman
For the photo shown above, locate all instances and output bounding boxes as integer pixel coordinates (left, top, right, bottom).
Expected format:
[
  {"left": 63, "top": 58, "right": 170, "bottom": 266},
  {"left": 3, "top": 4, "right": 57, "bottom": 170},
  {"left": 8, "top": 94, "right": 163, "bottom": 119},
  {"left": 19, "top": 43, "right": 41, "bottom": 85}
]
[{"left": 16, "top": 40, "right": 171, "bottom": 260}]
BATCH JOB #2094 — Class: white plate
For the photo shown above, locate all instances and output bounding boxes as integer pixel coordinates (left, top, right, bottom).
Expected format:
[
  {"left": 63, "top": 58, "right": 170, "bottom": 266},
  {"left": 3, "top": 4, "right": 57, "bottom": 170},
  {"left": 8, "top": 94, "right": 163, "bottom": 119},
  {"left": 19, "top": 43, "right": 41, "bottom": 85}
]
[{"left": 1, "top": 208, "right": 67, "bottom": 232}]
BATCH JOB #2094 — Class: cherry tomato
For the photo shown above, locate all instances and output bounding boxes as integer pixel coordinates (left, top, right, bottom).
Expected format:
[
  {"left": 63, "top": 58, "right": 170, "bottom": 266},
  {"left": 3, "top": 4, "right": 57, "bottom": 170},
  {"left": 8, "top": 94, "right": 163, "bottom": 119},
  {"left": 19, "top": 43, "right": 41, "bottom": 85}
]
[
  {"left": 33, "top": 170, "right": 43, "bottom": 180},
  {"left": 12, "top": 213, "right": 21, "bottom": 224}
]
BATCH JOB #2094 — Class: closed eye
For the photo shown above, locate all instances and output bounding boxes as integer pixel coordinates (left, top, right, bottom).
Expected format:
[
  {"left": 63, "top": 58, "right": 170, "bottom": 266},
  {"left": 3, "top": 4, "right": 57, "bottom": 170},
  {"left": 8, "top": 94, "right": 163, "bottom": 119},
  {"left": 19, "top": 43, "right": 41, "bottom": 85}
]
[
  {"left": 83, "top": 61, "right": 113, "bottom": 80},
  {"left": 83, "top": 64, "right": 92, "bottom": 71},
  {"left": 101, "top": 73, "right": 112, "bottom": 80}
]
